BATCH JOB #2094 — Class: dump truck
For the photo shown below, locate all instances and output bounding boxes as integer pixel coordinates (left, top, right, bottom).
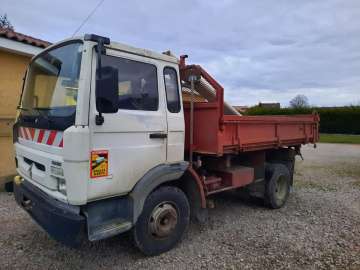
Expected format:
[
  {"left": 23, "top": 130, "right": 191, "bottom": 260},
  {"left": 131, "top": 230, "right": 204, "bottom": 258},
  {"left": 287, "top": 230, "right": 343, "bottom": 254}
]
[{"left": 13, "top": 34, "right": 319, "bottom": 255}]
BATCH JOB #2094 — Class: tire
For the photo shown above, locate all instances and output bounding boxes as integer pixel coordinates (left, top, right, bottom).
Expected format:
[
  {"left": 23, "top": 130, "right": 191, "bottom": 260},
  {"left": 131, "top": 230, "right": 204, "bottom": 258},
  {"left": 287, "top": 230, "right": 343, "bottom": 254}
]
[
  {"left": 133, "top": 186, "right": 190, "bottom": 256},
  {"left": 265, "top": 163, "right": 291, "bottom": 209}
]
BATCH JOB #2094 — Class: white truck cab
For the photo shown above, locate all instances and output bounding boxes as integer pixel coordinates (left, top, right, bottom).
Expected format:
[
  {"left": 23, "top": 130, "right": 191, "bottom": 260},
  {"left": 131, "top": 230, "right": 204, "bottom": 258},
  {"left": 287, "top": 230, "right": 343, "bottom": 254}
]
[{"left": 13, "top": 34, "right": 189, "bottom": 255}]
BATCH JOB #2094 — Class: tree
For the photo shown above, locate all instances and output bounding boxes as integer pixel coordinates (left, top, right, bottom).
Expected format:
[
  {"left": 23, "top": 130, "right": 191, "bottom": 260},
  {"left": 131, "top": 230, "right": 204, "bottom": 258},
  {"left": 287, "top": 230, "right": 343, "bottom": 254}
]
[
  {"left": 289, "top": 94, "right": 309, "bottom": 108},
  {"left": 0, "top": 13, "right": 14, "bottom": 30}
]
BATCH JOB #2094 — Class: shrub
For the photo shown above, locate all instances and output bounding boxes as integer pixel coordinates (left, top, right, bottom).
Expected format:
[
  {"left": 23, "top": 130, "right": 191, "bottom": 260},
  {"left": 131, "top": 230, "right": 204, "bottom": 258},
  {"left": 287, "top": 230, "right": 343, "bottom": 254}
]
[{"left": 245, "top": 106, "right": 360, "bottom": 134}]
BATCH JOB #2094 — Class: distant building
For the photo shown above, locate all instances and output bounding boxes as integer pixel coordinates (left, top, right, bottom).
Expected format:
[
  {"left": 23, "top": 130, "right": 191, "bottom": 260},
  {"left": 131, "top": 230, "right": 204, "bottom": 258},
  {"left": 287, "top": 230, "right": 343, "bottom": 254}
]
[
  {"left": 258, "top": 102, "right": 280, "bottom": 109},
  {"left": 0, "top": 28, "right": 50, "bottom": 188}
]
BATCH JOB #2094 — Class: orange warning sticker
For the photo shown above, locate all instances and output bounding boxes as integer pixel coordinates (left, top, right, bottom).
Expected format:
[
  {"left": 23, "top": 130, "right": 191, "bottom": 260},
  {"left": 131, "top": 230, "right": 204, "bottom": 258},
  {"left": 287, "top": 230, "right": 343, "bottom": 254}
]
[{"left": 90, "top": 150, "right": 108, "bottom": 178}]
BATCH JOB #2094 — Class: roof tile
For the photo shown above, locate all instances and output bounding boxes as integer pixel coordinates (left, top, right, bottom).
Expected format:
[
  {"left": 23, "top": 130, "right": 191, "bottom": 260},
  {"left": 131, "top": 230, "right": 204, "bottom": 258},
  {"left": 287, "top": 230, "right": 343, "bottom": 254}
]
[{"left": 0, "top": 28, "right": 51, "bottom": 48}]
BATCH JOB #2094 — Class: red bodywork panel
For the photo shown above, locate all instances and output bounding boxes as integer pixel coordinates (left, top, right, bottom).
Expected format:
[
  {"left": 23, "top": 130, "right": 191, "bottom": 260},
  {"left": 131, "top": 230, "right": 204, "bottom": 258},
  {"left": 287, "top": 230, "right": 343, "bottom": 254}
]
[
  {"left": 179, "top": 57, "right": 319, "bottom": 199},
  {"left": 184, "top": 104, "right": 319, "bottom": 155},
  {"left": 180, "top": 59, "right": 320, "bottom": 156}
]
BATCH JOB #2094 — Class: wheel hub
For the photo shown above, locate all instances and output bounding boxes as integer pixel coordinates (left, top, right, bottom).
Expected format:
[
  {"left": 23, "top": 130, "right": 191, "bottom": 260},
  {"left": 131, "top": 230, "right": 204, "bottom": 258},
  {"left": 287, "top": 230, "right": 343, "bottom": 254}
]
[{"left": 149, "top": 202, "right": 178, "bottom": 238}]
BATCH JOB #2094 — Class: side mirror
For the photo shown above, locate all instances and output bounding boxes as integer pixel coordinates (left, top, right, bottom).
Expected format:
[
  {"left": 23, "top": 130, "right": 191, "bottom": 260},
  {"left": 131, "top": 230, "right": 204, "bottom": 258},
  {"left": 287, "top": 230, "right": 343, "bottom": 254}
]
[{"left": 96, "top": 66, "right": 119, "bottom": 114}]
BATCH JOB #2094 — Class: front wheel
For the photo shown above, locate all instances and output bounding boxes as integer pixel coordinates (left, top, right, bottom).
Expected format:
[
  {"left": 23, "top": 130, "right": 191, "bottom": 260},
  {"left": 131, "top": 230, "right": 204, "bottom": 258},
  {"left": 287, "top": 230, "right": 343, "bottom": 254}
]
[
  {"left": 265, "top": 163, "right": 291, "bottom": 209},
  {"left": 133, "top": 186, "right": 190, "bottom": 256}
]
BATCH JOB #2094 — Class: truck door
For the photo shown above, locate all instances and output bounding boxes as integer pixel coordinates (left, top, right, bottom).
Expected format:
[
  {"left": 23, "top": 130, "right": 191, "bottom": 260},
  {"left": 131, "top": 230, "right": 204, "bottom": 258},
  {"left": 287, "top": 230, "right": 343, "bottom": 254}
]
[
  {"left": 162, "top": 66, "right": 185, "bottom": 163},
  {"left": 89, "top": 49, "right": 167, "bottom": 199}
]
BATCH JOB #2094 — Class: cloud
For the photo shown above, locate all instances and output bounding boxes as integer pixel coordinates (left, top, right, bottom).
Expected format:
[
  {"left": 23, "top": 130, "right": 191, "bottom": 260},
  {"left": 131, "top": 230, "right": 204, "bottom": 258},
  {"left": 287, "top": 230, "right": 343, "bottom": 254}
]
[
  {"left": 1, "top": 0, "right": 359, "bottom": 107},
  {"left": 268, "top": 39, "right": 297, "bottom": 47},
  {"left": 225, "top": 86, "right": 360, "bottom": 107}
]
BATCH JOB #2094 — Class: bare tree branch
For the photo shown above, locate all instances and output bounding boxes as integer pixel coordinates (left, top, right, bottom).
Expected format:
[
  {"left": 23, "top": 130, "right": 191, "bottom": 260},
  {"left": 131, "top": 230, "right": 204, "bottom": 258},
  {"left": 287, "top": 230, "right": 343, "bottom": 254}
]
[{"left": 289, "top": 94, "right": 309, "bottom": 108}]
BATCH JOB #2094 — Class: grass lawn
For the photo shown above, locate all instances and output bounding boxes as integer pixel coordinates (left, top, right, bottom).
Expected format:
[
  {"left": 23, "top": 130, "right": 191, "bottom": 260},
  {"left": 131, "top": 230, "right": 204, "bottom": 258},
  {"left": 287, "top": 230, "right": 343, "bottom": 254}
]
[{"left": 319, "top": 134, "right": 360, "bottom": 144}]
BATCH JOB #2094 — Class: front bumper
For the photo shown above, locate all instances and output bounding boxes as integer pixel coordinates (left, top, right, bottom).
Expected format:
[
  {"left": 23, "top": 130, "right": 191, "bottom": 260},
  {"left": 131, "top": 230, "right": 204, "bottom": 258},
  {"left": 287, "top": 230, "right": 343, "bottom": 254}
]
[{"left": 14, "top": 179, "right": 85, "bottom": 247}]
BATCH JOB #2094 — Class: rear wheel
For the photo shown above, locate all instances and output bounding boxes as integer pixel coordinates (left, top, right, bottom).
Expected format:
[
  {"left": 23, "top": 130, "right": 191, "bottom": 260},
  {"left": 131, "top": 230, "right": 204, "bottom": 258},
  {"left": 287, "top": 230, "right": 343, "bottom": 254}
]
[
  {"left": 133, "top": 186, "right": 190, "bottom": 256},
  {"left": 265, "top": 163, "right": 291, "bottom": 209}
]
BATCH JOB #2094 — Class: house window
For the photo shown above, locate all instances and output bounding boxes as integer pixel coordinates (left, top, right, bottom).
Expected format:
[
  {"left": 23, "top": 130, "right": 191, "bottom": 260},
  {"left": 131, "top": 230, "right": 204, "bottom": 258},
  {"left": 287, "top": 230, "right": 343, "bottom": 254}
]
[{"left": 163, "top": 67, "right": 180, "bottom": 113}]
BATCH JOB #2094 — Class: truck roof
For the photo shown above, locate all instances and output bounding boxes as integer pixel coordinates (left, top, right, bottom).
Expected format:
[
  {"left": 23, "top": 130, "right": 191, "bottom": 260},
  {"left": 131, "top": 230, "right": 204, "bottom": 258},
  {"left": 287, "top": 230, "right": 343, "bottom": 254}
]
[
  {"left": 32, "top": 36, "right": 179, "bottom": 65},
  {"left": 108, "top": 40, "right": 179, "bottom": 64}
]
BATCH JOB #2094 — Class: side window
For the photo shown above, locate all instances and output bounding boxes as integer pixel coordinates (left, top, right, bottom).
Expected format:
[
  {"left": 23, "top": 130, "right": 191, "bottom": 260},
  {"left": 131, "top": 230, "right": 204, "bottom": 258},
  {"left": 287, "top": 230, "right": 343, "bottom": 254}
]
[
  {"left": 163, "top": 67, "right": 181, "bottom": 113},
  {"left": 101, "top": 54, "right": 158, "bottom": 111}
]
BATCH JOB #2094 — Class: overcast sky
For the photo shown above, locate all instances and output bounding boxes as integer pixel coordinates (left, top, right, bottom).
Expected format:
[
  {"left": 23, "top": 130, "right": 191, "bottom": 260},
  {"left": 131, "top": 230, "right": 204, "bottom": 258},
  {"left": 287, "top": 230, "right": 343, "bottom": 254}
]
[{"left": 1, "top": 0, "right": 360, "bottom": 107}]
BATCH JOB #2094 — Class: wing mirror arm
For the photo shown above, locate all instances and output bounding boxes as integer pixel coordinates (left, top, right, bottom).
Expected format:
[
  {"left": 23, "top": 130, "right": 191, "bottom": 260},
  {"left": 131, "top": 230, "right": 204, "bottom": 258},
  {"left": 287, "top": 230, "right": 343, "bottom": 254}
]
[
  {"left": 95, "top": 40, "right": 106, "bottom": 125},
  {"left": 85, "top": 34, "right": 118, "bottom": 125}
]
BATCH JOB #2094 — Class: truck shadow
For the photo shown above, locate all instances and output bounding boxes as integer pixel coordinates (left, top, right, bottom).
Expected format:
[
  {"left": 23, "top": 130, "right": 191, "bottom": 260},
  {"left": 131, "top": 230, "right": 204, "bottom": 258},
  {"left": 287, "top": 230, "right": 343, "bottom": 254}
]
[
  {"left": 19, "top": 190, "right": 279, "bottom": 265},
  {"left": 210, "top": 190, "right": 266, "bottom": 208}
]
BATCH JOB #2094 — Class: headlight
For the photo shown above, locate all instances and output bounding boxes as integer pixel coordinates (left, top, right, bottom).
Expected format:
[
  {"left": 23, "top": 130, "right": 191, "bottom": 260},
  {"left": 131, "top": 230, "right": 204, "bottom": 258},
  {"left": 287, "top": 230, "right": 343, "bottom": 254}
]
[
  {"left": 51, "top": 165, "right": 64, "bottom": 177},
  {"left": 58, "top": 178, "right": 67, "bottom": 195},
  {"left": 51, "top": 162, "right": 66, "bottom": 195}
]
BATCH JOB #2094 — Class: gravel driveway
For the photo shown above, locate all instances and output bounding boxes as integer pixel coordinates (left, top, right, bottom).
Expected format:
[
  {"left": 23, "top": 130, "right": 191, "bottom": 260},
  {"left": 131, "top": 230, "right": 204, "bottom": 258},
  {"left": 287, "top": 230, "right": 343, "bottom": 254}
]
[{"left": 1, "top": 143, "right": 359, "bottom": 270}]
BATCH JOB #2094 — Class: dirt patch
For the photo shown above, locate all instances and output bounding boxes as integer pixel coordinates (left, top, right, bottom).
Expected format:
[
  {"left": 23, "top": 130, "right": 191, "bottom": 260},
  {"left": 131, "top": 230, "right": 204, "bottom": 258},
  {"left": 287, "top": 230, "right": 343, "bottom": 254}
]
[
  {"left": 352, "top": 179, "right": 360, "bottom": 188},
  {"left": 294, "top": 179, "right": 338, "bottom": 192},
  {"left": 335, "top": 163, "right": 360, "bottom": 178}
]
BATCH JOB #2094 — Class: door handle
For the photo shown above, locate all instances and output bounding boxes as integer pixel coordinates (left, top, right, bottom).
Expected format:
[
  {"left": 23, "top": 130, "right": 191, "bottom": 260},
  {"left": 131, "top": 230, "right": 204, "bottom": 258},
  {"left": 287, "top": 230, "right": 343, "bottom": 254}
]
[{"left": 149, "top": 133, "right": 167, "bottom": 139}]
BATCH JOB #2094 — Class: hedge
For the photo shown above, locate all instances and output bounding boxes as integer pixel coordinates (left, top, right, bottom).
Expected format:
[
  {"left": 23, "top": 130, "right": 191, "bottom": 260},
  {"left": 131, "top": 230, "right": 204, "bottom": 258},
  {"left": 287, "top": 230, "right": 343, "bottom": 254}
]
[{"left": 244, "top": 106, "right": 360, "bottom": 135}]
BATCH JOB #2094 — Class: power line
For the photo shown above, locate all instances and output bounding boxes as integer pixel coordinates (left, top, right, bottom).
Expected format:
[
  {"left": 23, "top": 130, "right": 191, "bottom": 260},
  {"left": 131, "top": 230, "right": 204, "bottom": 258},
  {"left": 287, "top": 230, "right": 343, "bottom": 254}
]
[{"left": 72, "top": 0, "right": 106, "bottom": 37}]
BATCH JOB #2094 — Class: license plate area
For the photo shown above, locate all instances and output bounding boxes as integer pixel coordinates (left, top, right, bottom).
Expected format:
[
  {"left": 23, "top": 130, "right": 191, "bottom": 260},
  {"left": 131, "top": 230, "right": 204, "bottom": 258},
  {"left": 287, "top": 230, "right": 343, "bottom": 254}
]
[{"left": 16, "top": 145, "right": 60, "bottom": 190}]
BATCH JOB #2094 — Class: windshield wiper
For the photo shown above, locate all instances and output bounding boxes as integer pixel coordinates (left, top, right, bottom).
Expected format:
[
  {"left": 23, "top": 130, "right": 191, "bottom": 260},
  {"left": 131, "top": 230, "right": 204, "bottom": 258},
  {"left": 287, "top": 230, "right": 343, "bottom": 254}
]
[
  {"left": 34, "top": 107, "right": 52, "bottom": 110},
  {"left": 17, "top": 106, "right": 29, "bottom": 111},
  {"left": 18, "top": 106, "right": 54, "bottom": 124},
  {"left": 33, "top": 107, "right": 52, "bottom": 111},
  {"left": 33, "top": 107, "right": 53, "bottom": 123}
]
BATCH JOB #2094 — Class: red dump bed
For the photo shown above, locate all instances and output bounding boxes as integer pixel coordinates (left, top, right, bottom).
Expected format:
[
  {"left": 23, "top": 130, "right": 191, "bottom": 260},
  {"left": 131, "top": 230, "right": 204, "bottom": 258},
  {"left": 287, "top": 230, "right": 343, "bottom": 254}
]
[
  {"left": 184, "top": 103, "right": 319, "bottom": 155},
  {"left": 180, "top": 58, "right": 320, "bottom": 156}
]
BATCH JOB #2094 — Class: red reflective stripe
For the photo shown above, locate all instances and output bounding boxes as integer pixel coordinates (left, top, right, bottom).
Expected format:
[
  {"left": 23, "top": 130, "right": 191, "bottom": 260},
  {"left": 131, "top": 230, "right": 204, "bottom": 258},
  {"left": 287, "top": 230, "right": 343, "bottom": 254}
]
[
  {"left": 59, "top": 138, "right": 63, "bottom": 148},
  {"left": 29, "top": 128, "right": 35, "bottom": 140},
  {"left": 37, "top": 129, "right": 45, "bottom": 143},
  {"left": 46, "top": 131, "right": 57, "bottom": 145},
  {"left": 23, "top": 128, "right": 29, "bottom": 140}
]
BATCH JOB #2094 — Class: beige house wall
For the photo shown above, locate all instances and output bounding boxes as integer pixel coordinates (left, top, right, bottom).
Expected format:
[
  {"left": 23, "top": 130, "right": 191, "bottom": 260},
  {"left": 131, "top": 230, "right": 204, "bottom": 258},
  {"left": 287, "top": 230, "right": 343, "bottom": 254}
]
[{"left": 0, "top": 50, "right": 31, "bottom": 187}]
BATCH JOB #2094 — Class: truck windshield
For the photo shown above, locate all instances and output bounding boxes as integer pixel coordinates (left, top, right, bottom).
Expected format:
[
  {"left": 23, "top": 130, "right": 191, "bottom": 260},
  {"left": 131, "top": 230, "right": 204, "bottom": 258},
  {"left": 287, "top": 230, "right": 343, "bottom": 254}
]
[{"left": 20, "top": 42, "right": 83, "bottom": 129}]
